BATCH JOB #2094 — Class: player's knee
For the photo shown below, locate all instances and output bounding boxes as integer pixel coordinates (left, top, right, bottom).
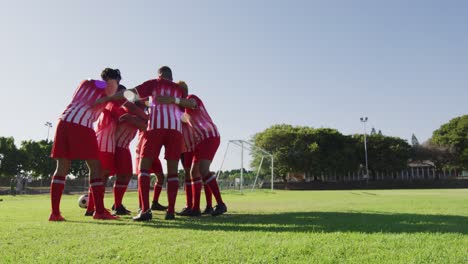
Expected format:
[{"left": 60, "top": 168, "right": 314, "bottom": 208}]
[
  {"left": 140, "top": 157, "right": 153, "bottom": 170},
  {"left": 86, "top": 160, "right": 101, "bottom": 178},
  {"left": 55, "top": 159, "right": 71, "bottom": 175},
  {"left": 199, "top": 166, "right": 210, "bottom": 177},
  {"left": 156, "top": 174, "right": 164, "bottom": 183}
]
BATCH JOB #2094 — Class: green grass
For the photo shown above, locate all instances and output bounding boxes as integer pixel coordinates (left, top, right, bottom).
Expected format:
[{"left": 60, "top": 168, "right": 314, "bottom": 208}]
[{"left": 1, "top": 189, "right": 468, "bottom": 263}]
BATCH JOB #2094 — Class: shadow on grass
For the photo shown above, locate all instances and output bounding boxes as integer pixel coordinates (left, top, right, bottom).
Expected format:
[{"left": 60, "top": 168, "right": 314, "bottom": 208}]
[{"left": 67, "top": 211, "right": 468, "bottom": 234}]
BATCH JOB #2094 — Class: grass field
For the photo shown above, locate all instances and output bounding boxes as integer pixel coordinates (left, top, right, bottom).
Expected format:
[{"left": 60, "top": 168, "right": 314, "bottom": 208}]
[{"left": 1, "top": 189, "right": 468, "bottom": 263}]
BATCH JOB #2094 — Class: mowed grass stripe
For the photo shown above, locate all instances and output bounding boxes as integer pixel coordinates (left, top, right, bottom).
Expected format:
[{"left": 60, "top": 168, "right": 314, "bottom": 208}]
[{"left": 1, "top": 190, "right": 468, "bottom": 263}]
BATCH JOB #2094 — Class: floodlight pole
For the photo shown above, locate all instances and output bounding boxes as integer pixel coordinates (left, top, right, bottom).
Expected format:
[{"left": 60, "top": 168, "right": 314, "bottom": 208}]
[
  {"left": 44, "top": 122, "right": 53, "bottom": 142},
  {"left": 360, "top": 117, "right": 369, "bottom": 183}
]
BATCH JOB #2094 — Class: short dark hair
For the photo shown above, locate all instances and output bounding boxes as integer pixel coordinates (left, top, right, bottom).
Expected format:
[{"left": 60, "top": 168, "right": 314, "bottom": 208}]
[
  {"left": 118, "top": 84, "right": 126, "bottom": 91},
  {"left": 101, "top": 68, "right": 122, "bottom": 82},
  {"left": 158, "top": 66, "right": 173, "bottom": 80}
]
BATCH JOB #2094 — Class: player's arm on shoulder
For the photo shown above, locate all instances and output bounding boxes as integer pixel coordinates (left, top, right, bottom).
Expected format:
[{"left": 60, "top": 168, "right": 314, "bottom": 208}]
[
  {"left": 156, "top": 96, "right": 197, "bottom": 109},
  {"left": 134, "top": 80, "right": 155, "bottom": 99},
  {"left": 93, "top": 90, "right": 126, "bottom": 107},
  {"left": 120, "top": 114, "right": 147, "bottom": 131},
  {"left": 123, "top": 102, "right": 149, "bottom": 121}
]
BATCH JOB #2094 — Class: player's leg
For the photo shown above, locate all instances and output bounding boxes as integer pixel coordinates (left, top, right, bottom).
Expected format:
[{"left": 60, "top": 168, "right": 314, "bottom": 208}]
[
  {"left": 165, "top": 159, "right": 180, "bottom": 220},
  {"left": 133, "top": 130, "right": 162, "bottom": 221},
  {"left": 113, "top": 147, "right": 132, "bottom": 215},
  {"left": 197, "top": 137, "right": 226, "bottom": 216},
  {"left": 132, "top": 156, "right": 154, "bottom": 221},
  {"left": 87, "top": 159, "right": 118, "bottom": 220},
  {"left": 151, "top": 158, "right": 168, "bottom": 211},
  {"left": 177, "top": 152, "right": 194, "bottom": 216},
  {"left": 202, "top": 180, "right": 214, "bottom": 215},
  {"left": 113, "top": 173, "right": 132, "bottom": 215},
  {"left": 49, "top": 158, "right": 70, "bottom": 221},
  {"left": 135, "top": 154, "right": 142, "bottom": 212},
  {"left": 164, "top": 131, "right": 184, "bottom": 220},
  {"left": 199, "top": 159, "right": 226, "bottom": 216},
  {"left": 49, "top": 120, "right": 71, "bottom": 221},
  {"left": 188, "top": 161, "right": 202, "bottom": 216},
  {"left": 87, "top": 152, "right": 112, "bottom": 216}
]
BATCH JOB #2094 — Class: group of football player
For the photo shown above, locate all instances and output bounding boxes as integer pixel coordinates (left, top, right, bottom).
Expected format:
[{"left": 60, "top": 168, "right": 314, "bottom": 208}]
[{"left": 49, "top": 66, "right": 226, "bottom": 221}]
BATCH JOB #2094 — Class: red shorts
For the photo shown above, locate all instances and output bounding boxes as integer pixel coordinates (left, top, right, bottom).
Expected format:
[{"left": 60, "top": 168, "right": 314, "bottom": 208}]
[
  {"left": 141, "top": 129, "right": 183, "bottom": 161},
  {"left": 99, "top": 151, "right": 115, "bottom": 175},
  {"left": 51, "top": 120, "right": 99, "bottom": 160},
  {"left": 115, "top": 147, "right": 132, "bottom": 175},
  {"left": 193, "top": 137, "right": 220, "bottom": 163},
  {"left": 181, "top": 152, "right": 194, "bottom": 169},
  {"left": 135, "top": 155, "right": 163, "bottom": 175}
]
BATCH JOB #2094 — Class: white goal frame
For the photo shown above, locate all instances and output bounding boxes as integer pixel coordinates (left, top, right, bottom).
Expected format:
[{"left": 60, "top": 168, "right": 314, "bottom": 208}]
[{"left": 216, "top": 140, "right": 274, "bottom": 192}]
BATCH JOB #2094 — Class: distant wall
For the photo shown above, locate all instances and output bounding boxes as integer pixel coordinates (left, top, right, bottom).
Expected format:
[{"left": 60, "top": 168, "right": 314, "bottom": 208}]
[{"left": 268, "top": 180, "right": 468, "bottom": 190}]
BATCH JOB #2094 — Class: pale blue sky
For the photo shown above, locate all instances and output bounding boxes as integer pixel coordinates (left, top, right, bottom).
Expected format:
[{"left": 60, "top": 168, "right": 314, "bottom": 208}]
[{"left": 0, "top": 0, "right": 466, "bottom": 171}]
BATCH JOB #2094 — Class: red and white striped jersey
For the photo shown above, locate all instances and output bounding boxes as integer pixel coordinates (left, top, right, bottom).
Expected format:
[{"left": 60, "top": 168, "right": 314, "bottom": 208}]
[
  {"left": 115, "top": 122, "right": 138, "bottom": 149},
  {"left": 182, "top": 122, "right": 200, "bottom": 153},
  {"left": 95, "top": 102, "right": 122, "bottom": 153},
  {"left": 135, "top": 78, "right": 184, "bottom": 133},
  {"left": 59, "top": 80, "right": 107, "bottom": 128},
  {"left": 185, "top": 94, "right": 220, "bottom": 141}
]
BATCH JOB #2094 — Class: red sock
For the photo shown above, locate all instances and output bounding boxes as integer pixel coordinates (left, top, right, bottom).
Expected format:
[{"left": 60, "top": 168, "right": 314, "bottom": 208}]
[
  {"left": 203, "top": 173, "right": 224, "bottom": 205},
  {"left": 152, "top": 182, "right": 163, "bottom": 203},
  {"left": 50, "top": 175, "right": 66, "bottom": 215},
  {"left": 139, "top": 170, "right": 151, "bottom": 212},
  {"left": 184, "top": 179, "right": 193, "bottom": 208},
  {"left": 113, "top": 180, "right": 128, "bottom": 208},
  {"left": 86, "top": 187, "right": 95, "bottom": 212},
  {"left": 203, "top": 183, "right": 213, "bottom": 207},
  {"left": 90, "top": 178, "right": 105, "bottom": 214},
  {"left": 138, "top": 183, "right": 142, "bottom": 209},
  {"left": 191, "top": 177, "right": 202, "bottom": 211},
  {"left": 166, "top": 174, "right": 179, "bottom": 214}
]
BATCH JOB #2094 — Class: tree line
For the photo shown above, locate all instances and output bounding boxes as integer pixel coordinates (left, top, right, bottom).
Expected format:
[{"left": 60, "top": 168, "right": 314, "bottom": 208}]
[
  {"left": 251, "top": 115, "right": 467, "bottom": 180},
  {"left": 0, "top": 115, "right": 466, "bottom": 181},
  {"left": 0, "top": 138, "right": 88, "bottom": 180}
]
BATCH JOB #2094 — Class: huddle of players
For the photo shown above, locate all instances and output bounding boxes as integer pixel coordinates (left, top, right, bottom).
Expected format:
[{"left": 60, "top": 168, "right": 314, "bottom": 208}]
[{"left": 49, "top": 66, "right": 227, "bottom": 221}]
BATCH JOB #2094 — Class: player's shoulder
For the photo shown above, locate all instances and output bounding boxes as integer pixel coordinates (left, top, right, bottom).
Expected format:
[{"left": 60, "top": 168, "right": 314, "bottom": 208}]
[
  {"left": 188, "top": 94, "right": 202, "bottom": 102},
  {"left": 155, "top": 78, "right": 179, "bottom": 88},
  {"left": 80, "top": 79, "right": 106, "bottom": 89}
]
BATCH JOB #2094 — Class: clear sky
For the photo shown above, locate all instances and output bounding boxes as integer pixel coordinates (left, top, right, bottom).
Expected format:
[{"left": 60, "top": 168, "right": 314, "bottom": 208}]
[{"left": 0, "top": 0, "right": 466, "bottom": 171}]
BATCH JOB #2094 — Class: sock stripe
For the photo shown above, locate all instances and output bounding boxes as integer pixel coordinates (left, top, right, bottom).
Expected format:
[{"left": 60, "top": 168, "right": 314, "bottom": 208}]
[
  {"left": 192, "top": 180, "right": 202, "bottom": 184},
  {"left": 167, "top": 177, "right": 179, "bottom": 182},
  {"left": 140, "top": 172, "right": 150, "bottom": 177},
  {"left": 90, "top": 182, "right": 104, "bottom": 187},
  {"left": 51, "top": 179, "right": 66, "bottom": 184},
  {"left": 204, "top": 174, "right": 216, "bottom": 184}
]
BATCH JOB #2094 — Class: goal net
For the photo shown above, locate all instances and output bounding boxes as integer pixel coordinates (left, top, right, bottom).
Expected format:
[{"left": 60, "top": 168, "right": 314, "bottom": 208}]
[{"left": 216, "top": 140, "right": 274, "bottom": 192}]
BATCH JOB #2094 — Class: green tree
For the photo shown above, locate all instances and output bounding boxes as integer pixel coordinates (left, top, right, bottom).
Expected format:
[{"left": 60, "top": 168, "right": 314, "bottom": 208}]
[
  {"left": 71, "top": 161, "right": 89, "bottom": 178},
  {"left": 353, "top": 134, "right": 412, "bottom": 173},
  {"left": 19, "top": 140, "right": 55, "bottom": 179},
  {"left": 431, "top": 115, "right": 468, "bottom": 169},
  {"left": 0, "top": 137, "right": 23, "bottom": 178},
  {"left": 412, "top": 141, "right": 456, "bottom": 170},
  {"left": 252, "top": 125, "right": 360, "bottom": 180}
]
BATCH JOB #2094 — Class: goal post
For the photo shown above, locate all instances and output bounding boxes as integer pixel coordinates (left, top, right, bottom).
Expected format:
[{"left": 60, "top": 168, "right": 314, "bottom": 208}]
[{"left": 216, "top": 140, "right": 274, "bottom": 192}]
